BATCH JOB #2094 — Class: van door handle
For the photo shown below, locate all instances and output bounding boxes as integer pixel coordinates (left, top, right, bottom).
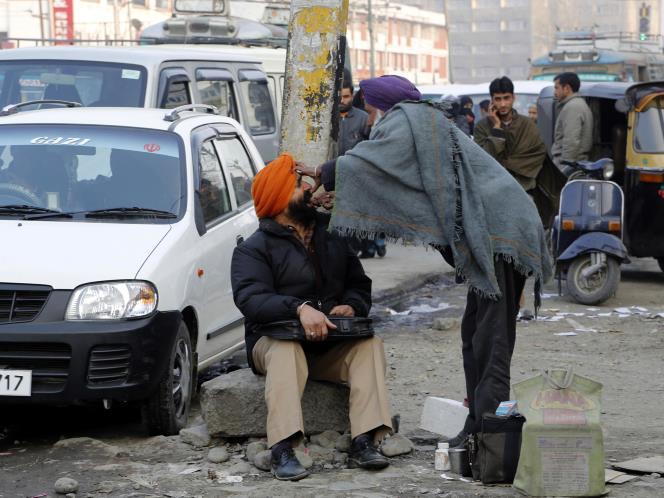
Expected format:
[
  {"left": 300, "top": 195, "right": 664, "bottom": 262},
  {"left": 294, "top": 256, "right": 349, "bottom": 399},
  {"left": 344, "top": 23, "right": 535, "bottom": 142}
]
[{"left": 236, "top": 235, "right": 244, "bottom": 246}]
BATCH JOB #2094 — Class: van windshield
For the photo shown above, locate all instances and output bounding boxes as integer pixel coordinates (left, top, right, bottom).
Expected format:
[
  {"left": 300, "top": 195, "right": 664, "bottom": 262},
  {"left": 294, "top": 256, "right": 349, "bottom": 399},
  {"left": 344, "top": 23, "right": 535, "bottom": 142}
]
[
  {"left": 0, "top": 61, "right": 147, "bottom": 108},
  {"left": 0, "top": 125, "right": 184, "bottom": 222}
]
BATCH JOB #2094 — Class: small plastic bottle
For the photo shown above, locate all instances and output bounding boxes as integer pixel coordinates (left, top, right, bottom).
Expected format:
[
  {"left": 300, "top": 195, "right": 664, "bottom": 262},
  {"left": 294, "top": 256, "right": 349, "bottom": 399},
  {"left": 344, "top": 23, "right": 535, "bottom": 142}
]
[{"left": 434, "top": 442, "right": 450, "bottom": 471}]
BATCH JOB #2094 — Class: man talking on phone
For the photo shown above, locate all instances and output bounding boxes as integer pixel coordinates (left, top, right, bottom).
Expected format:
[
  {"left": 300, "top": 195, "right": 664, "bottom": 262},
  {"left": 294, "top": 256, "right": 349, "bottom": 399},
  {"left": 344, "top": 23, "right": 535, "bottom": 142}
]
[{"left": 473, "top": 76, "right": 546, "bottom": 194}]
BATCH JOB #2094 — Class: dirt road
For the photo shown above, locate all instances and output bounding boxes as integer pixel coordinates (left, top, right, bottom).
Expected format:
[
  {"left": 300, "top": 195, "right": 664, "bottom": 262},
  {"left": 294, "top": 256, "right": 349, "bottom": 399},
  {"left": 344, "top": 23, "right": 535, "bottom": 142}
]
[{"left": 1, "top": 258, "right": 663, "bottom": 497}]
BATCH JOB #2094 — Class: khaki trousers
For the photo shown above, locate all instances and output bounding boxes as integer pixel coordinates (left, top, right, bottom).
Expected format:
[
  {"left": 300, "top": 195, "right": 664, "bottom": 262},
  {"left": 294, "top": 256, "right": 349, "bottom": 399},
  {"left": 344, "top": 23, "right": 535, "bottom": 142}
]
[{"left": 252, "top": 335, "right": 393, "bottom": 448}]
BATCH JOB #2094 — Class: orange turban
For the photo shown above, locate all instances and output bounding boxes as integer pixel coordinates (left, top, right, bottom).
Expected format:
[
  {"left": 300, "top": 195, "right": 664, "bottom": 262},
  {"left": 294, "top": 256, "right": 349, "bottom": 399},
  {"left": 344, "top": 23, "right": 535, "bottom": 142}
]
[{"left": 252, "top": 153, "right": 297, "bottom": 219}]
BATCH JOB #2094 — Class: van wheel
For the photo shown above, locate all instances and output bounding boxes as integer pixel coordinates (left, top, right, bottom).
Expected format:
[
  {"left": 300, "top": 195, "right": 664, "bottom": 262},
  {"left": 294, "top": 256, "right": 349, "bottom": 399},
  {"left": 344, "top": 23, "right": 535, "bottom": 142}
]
[
  {"left": 142, "top": 322, "right": 194, "bottom": 436},
  {"left": 566, "top": 254, "right": 620, "bottom": 305}
]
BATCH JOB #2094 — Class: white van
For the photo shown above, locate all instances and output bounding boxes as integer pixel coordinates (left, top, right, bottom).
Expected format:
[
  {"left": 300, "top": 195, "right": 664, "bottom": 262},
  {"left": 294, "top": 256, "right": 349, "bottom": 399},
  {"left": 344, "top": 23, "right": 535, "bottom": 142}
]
[
  {"left": 0, "top": 46, "right": 280, "bottom": 162},
  {"left": 150, "top": 45, "right": 287, "bottom": 117},
  {"left": 0, "top": 103, "right": 263, "bottom": 434}
]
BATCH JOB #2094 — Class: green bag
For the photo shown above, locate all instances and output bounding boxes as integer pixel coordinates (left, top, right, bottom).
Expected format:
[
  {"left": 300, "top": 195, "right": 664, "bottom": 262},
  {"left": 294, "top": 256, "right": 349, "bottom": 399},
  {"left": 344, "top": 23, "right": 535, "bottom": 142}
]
[{"left": 512, "top": 369, "right": 607, "bottom": 497}]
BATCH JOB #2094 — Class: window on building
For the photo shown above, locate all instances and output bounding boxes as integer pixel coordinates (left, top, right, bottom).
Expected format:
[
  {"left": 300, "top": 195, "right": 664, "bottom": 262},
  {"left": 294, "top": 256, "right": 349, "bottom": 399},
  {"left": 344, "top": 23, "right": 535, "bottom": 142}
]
[
  {"left": 504, "top": 20, "right": 527, "bottom": 31},
  {"left": 472, "top": 44, "right": 495, "bottom": 55},
  {"left": 446, "top": 0, "right": 467, "bottom": 9},
  {"left": 501, "top": 43, "right": 522, "bottom": 54},
  {"left": 501, "top": 0, "right": 528, "bottom": 6},
  {"left": 451, "top": 45, "right": 471, "bottom": 55},
  {"left": 474, "top": 0, "right": 500, "bottom": 8},
  {"left": 454, "top": 68, "right": 471, "bottom": 80},
  {"left": 131, "top": 0, "right": 146, "bottom": 6},
  {"left": 473, "top": 21, "right": 499, "bottom": 32},
  {"left": 472, "top": 67, "right": 500, "bottom": 78},
  {"left": 156, "top": 0, "right": 170, "bottom": 8},
  {"left": 449, "top": 22, "right": 470, "bottom": 32}
]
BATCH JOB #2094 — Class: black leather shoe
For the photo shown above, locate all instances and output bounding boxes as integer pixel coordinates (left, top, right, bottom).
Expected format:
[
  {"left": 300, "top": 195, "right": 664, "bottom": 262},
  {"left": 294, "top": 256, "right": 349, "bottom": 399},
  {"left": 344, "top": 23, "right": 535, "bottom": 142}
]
[
  {"left": 348, "top": 434, "right": 390, "bottom": 469},
  {"left": 271, "top": 443, "right": 309, "bottom": 481},
  {"left": 445, "top": 429, "right": 470, "bottom": 448}
]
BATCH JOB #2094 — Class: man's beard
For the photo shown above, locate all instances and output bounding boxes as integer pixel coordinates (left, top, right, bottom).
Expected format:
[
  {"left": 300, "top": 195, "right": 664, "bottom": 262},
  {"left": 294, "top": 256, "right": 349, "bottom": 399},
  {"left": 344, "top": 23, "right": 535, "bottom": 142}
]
[
  {"left": 339, "top": 102, "right": 352, "bottom": 113},
  {"left": 288, "top": 191, "right": 317, "bottom": 225}
]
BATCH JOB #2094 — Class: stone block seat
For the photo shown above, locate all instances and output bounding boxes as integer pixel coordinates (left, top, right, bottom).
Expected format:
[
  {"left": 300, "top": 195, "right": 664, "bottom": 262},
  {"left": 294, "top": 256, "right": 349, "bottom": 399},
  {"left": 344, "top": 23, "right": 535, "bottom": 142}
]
[{"left": 200, "top": 368, "right": 350, "bottom": 438}]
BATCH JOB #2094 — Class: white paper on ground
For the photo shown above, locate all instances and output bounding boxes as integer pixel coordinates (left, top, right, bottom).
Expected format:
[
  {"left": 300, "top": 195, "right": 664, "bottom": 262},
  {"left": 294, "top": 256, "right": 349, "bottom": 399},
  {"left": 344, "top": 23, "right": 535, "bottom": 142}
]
[
  {"left": 386, "top": 307, "right": 412, "bottom": 316},
  {"left": 409, "top": 302, "right": 454, "bottom": 313},
  {"left": 614, "top": 307, "right": 631, "bottom": 314},
  {"left": 555, "top": 332, "right": 578, "bottom": 336}
]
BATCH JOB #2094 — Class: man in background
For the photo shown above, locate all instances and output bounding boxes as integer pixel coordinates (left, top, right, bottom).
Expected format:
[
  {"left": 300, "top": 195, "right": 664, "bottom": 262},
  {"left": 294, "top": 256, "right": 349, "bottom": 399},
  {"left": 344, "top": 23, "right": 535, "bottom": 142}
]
[
  {"left": 338, "top": 73, "right": 370, "bottom": 156},
  {"left": 474, "top": 76, "right": 546, "bottom": 194},
  {"left": 551, "top": 72, "right": 594, "bottom": 175}
]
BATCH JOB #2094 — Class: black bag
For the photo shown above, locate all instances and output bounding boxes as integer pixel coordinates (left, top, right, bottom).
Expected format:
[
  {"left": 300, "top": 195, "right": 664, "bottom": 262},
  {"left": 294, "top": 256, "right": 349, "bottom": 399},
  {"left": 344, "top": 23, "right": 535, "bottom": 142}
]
[
  {"left": 469, "top": 413, "right": 525, "bottom": 484},
  {"left": 257, "top": 316, "right": 374, "bottom": 341}
]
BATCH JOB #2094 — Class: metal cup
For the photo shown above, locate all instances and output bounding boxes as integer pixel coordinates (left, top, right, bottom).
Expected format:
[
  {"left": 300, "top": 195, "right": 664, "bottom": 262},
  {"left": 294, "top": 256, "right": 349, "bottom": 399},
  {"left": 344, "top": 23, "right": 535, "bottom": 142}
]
[{"left": 449, "top": 447, "right": 472, "bottom": 477}]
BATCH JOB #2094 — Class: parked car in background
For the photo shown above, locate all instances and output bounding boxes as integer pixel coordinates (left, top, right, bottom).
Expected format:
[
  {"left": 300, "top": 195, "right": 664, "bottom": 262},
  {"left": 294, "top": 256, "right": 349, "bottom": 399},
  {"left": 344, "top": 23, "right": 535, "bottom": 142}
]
[
  {"left": 0, "top": 46, "right": 280, "bottom": 162},
  {"left": 0, "top": 103, "right": 263, "bottom": 435}
]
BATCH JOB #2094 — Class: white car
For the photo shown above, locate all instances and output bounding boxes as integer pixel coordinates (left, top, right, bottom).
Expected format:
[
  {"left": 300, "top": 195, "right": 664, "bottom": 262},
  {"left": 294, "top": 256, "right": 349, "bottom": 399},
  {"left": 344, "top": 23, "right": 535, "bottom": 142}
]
[{"left": 0, "top": 102, "right": 263, "bottom": 434}]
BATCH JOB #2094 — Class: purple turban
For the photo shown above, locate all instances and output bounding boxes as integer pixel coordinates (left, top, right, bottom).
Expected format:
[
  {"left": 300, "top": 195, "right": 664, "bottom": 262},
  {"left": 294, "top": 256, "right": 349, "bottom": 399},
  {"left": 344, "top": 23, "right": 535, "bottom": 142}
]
[{"left": 359, "top": 75, "right": 422, "bottom": 112}]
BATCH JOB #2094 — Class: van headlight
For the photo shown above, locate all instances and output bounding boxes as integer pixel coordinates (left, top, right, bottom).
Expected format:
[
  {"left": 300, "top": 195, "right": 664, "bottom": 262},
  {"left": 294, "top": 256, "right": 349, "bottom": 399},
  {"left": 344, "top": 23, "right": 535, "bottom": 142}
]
[{"left": 65, "top": 281, "right": 158, "bottom": 320}]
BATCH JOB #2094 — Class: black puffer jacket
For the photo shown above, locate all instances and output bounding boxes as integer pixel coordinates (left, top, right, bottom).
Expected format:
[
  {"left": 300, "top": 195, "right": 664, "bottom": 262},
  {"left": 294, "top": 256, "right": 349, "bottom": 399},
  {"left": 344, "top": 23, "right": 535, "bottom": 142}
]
[{"left": 231, "top": 213, "right": 372, "bottom": 372}]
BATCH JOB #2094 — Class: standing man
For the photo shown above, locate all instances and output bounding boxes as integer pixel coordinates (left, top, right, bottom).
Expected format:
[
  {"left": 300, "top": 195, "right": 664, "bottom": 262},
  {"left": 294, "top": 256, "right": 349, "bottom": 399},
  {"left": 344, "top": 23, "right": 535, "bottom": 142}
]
[
  {"left": 338, "top": 73, "right": 371, "bottom": 156},
  {"left": 479, "top": 99, "right": 490, "bottom": 119},
  {"left": 551, "top": 72, "right": 594, "bottom": 174},
  {"left": 474, "top": 76, "right": 546, "bottom": 194},
  {"left": 299, "top": 76, "right": 552, "bottom": 449}
]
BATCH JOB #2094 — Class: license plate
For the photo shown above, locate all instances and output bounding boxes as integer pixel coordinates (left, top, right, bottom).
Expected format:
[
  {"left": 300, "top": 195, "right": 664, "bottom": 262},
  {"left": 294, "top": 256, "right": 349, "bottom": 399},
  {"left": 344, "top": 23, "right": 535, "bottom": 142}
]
[{"left": 0, "top": 369, "right": 32, "bottom": 396}]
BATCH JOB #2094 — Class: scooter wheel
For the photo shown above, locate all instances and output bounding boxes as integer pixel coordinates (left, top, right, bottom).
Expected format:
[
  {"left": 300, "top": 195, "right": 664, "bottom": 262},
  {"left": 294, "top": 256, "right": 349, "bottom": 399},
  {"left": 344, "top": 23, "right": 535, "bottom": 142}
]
[{"left": 566, "top": 255, "right": 620, "bottom": 305}]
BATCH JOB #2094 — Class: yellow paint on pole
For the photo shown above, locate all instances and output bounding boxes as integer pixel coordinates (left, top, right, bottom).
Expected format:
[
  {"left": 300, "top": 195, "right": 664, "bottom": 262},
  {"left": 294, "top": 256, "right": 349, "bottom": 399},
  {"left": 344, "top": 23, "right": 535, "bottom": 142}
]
[{"left": 280, "top": 0, "right": 349, "bottom": 166}]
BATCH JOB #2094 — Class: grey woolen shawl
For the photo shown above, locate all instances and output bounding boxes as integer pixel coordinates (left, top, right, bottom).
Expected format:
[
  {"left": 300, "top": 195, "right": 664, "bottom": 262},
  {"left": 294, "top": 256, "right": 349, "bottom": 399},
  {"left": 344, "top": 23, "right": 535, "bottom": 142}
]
[{"left": 329, "top": 101, "right": 553, "bottom": 299}]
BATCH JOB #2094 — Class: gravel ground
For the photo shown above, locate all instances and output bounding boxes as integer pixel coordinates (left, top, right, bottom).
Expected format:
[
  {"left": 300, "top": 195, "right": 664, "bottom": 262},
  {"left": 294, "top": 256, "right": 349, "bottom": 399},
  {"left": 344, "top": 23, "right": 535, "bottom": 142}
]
[{"left": 1, "top": 259, "right": 663, "bottom": 497}]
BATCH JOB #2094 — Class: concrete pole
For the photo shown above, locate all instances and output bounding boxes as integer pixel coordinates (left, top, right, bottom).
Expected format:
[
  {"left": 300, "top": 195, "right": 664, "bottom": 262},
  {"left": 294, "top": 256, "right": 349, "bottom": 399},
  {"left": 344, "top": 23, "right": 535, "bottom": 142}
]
[{"left": 280, "top": 0, "right": 349, "bottom": 165}]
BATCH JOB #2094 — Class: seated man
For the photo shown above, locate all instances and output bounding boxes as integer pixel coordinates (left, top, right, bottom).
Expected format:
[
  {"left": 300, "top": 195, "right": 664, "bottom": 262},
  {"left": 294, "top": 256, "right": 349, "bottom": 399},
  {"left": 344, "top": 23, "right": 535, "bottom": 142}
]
[{"left": 231, "top": 154, "right": 393, "bottom": 481}]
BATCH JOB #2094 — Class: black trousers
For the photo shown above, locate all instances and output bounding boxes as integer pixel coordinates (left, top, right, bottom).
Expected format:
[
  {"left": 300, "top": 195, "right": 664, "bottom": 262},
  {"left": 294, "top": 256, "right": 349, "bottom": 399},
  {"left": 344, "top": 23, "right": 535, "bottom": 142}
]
[{"left": 461, "top": 259, "right": 526, "bottom": 434}]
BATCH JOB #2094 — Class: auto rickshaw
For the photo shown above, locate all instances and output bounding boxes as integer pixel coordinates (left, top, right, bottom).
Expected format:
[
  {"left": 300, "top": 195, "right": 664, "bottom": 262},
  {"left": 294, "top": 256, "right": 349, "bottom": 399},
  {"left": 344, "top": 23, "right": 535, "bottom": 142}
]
[{"left": 538, "top": 81, "right": 664, "bottom": 303}]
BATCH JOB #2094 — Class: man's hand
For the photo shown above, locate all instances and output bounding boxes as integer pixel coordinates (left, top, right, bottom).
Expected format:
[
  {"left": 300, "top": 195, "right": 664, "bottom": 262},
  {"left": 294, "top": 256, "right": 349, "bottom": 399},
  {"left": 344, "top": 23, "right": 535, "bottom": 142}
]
[
  {"left": 299, "top": 304, "right": 337, "bottom": 341},
  {"left": 295, "top": 162, "right": 322, "bottom": 191},
  {"left": 329, "top": 305, "right": 355, "bottom": 317},
  {"left": 311, "top": 190, "right": 335, "bottom": 210},
  {"left": 488, "top": 104, "right": 501, "bottom": 128}
]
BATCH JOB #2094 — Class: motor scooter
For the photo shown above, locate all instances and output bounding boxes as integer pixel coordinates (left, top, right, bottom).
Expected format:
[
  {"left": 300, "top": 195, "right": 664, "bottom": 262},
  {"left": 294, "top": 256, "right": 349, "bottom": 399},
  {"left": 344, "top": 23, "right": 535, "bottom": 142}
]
[{"left": 552, "top": 158, "right": 629, "bottom": 305}]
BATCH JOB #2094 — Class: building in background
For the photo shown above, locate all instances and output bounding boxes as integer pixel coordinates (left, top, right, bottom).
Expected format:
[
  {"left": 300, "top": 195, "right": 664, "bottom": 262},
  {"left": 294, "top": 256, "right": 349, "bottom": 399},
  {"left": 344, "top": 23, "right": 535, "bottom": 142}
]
[
  {"left": 445, "top": 0, "right": 662, "bottom": 83},
  {"left": 0, "top": 0, "right": 173, "bottom": 46},
  {"left": 348, "top": 1, "right": 448, "bottom": 84}
]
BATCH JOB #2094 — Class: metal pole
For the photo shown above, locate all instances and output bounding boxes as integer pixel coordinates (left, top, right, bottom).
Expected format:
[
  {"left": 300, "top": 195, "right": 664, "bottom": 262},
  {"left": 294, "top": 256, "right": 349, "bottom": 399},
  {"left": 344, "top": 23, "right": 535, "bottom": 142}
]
[
  {"left": 38, "top": 0, "right": 45, "bottom": 45},
  {"left": 368, "top": 0, "right": 376, "bottom": 77},
  {"left": 280, "top": 0, "right": 350, "bottom": 164}
]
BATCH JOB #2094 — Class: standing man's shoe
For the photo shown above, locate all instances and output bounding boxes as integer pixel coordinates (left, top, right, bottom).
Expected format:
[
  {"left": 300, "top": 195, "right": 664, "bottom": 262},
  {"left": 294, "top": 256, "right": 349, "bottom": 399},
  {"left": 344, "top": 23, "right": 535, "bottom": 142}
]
[
  {"left": 271, "top": 441, "right": 309, "bottom": 481},
  {"left": 445, "top": 429, "right": 470, "bottom": 448},
  {"left": 348, "top": 433, "right": 390, "bottom": 469}
]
